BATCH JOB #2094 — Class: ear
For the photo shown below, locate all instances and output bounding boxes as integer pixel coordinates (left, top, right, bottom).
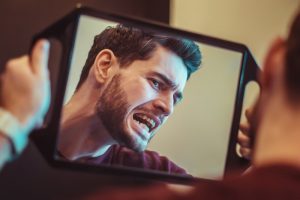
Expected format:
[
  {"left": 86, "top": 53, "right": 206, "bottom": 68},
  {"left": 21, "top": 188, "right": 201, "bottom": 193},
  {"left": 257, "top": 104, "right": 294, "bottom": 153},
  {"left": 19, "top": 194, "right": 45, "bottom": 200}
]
[
  {"left": 260, "top": 37, "right": 286, "bottom": 91},
  {"left": 93, "top": 49, "right": 118, "bottom": 84}
]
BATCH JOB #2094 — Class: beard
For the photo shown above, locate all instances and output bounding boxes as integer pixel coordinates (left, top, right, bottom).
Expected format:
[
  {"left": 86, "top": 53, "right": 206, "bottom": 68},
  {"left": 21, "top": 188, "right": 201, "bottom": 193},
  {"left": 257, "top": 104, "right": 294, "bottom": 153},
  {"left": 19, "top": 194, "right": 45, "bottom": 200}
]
[{"left": 96, "top": 74, "right": 145, "bottom": 152}]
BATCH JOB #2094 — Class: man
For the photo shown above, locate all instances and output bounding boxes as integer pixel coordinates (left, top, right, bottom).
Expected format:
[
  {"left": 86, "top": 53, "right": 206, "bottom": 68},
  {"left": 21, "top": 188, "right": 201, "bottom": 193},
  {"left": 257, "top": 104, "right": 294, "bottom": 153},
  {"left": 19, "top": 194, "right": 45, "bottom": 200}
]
[
  {"left": 57, "top": 25, "right": 201, "bottom": 175},
  {"left": 83, "top": 10, "right": 300, "bottom": 200},
  {"left": 0, "top": 39, "right": 50, "bottom": 170}
]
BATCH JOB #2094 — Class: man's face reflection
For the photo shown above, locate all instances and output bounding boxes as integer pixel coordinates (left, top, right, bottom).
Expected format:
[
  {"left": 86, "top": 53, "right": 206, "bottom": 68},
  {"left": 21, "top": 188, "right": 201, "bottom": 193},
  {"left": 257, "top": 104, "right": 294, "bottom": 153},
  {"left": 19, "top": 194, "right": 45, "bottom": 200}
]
[{"left": 96, "top": 46, "right": 188, "bottom": 151}]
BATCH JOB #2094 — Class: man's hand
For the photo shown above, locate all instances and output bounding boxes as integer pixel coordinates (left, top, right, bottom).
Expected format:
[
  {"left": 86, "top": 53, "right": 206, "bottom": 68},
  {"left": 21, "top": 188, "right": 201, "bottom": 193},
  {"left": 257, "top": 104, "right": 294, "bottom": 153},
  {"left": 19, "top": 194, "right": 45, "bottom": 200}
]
[
  {"left": 0, "top": 39, "right": 50, "bottom": 131},
  {"left": 237, "top": 108, "right": 253, "bottom": 160}
]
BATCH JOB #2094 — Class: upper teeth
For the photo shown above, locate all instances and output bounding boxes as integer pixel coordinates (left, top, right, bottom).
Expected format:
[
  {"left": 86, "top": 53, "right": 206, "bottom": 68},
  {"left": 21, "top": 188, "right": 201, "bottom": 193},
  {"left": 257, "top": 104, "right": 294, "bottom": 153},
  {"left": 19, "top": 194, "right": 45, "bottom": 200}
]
[
  {"left": 142, "top": 115, "right": 155, "bottom": 129},
  {"left": 134, "top": 114, "right": 156, "bottom": 131}
]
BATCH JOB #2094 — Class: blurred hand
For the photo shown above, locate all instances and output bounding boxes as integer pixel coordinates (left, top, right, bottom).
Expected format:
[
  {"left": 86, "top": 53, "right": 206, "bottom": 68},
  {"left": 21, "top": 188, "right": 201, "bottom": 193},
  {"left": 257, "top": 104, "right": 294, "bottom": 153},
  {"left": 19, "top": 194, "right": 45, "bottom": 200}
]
[
  {"left": 237, "top": 108, "right": 253, "bottom": 160},
  {"left": 0, "top": 39, "right": 50, "bottom": 132}
]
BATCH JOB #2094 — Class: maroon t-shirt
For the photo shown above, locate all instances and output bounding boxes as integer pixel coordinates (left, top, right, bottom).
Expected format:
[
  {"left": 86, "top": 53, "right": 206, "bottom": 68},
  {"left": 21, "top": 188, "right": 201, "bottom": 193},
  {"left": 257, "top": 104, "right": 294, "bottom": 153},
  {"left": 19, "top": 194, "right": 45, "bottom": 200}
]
[
  {"left": 84, "top": 164, "right": 300, "bottom": 200},
  {"left": 78, "top": 144, "right": 189, "bottom": 176}
]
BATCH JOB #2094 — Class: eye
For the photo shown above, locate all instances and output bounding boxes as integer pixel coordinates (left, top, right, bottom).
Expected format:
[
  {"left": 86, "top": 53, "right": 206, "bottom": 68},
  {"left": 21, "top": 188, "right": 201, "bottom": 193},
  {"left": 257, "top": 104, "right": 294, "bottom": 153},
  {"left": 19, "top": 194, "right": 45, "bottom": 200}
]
[
  {"left": 173, "top": 96, "right": 179, "bottom": 106},
  {"left": 152, "top": 79, "right": 160, "bottom": 88},
  {"left": 173, "top": 96, "right": 177, "bottom": 105},
  {"left": 149, "top": 78, "right": 161, "bottom": 90},
  {"left": 173, "top": 93, "right": 182, "bottom": 106}
]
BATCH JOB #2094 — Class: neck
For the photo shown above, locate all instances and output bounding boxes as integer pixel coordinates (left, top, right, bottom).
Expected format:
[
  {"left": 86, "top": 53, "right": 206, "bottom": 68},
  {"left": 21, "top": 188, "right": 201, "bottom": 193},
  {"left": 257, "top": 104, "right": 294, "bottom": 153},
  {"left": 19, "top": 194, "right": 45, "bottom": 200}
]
[
  {"left": 253, "top": 94, "right": 300, "bottom": 168},
  {"left": 57, "top": 82, "right": 116, "bottom": 160}
]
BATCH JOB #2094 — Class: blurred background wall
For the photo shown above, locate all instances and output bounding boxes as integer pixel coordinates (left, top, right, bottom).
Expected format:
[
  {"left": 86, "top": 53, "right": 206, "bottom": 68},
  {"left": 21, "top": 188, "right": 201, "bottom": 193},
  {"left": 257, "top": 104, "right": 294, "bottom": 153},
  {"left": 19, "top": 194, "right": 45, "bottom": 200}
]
[
  {"left": 170, "top": 0, "right": 300, "bottom": 67},
  {"left": 169, "top": 0, "right": 300, "bottom": 132}
]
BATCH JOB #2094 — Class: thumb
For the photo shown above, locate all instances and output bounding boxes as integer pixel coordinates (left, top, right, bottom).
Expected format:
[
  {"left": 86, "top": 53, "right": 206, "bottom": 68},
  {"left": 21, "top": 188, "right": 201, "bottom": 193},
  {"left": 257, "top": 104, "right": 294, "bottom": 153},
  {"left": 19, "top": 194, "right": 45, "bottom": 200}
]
[{"left": 30, "top": 39, "right": 50, "bottom": 75}]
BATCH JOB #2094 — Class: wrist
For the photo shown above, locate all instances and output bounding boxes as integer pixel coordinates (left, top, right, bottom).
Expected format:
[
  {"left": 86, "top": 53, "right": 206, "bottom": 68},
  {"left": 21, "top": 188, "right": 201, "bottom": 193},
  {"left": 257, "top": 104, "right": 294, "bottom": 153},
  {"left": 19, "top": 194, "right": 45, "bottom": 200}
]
[
  {"left": 0, "top": 131, "right": 15, "bottom": 162},
  {"left": 3, "top": 104, "right": 36, "bottom": 128},
  {"left": 0, "top": 107, "right": 30, "bottom": 158}
]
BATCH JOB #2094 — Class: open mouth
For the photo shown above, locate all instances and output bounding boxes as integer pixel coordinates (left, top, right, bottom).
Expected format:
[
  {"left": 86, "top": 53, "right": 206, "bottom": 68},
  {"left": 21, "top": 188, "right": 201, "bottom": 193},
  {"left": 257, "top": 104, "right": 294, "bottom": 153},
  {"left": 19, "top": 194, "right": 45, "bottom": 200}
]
[{"left": 133, "top": 113, "right": 158, "bottom": 133}]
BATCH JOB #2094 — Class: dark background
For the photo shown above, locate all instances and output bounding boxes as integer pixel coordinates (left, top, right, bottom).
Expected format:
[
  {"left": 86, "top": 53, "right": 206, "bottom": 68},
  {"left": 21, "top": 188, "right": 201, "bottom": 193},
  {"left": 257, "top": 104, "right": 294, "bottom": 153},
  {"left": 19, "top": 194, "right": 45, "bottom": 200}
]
[
  {"left": 0, "top": 1, "right": 170, "bottom": 199},
  {"left": 0, "top": 0, "right": 170, "bottom": 70}
]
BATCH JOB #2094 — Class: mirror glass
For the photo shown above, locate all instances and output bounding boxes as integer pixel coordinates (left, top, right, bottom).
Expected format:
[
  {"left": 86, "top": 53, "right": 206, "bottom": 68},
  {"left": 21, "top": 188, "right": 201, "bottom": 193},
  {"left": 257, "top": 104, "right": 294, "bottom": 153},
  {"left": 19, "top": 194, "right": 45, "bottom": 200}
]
[{"left": 55, "top": 15, "right": 243, "bottom": 180}]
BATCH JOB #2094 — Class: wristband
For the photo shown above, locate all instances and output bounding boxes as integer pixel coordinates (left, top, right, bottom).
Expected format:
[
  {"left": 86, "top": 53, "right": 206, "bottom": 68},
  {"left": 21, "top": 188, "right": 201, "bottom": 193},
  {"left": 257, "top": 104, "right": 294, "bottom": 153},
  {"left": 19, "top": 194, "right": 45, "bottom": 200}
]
[{"left": 0, "top": 108, "right": 29, "bottom": 157}]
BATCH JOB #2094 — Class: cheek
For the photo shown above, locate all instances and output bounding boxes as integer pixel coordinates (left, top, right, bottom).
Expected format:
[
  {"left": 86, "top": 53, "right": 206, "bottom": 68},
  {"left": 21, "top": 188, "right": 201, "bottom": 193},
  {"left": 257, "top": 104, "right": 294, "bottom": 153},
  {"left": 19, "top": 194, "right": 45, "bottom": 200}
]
[{"left": 124, "top": 81, "right": 156, "bottom": 106}]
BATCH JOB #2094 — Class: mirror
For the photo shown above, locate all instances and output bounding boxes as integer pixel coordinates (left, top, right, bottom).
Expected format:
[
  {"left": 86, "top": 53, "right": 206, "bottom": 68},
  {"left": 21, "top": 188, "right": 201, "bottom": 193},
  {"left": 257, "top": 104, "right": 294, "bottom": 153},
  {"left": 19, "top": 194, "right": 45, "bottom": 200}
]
[{"left": 32, "top": 8, "right": 258, "bottom": 183}]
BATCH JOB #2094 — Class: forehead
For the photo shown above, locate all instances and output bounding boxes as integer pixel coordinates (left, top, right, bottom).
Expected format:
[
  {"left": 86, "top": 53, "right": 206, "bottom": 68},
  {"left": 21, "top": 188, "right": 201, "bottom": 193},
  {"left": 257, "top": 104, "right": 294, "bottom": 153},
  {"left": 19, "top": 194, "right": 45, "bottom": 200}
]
[{"left": 130, "top": 45, "right": 188, "bottom": 91}]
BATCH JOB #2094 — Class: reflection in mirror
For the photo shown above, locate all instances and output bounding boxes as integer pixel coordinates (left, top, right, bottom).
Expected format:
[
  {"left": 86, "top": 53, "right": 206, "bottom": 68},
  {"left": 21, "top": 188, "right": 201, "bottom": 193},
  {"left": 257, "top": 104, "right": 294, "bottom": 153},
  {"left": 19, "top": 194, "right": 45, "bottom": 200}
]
[{"left": 56, "top": 15, "right": 243, "bottom": 180}]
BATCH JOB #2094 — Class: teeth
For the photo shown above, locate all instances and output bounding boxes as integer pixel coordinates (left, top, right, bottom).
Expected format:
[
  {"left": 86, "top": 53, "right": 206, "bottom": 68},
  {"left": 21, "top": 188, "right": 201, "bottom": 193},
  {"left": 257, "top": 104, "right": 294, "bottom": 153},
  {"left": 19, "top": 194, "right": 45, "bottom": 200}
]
[
  {"left": 139, "top": 122, "right": 150, "bottom": 132},
  {"left": 142, "top": 115, "right": 155, "bottom": 129},
  {"left": 134, "top": 114, "right": 157, "bottom": 131},
  {"left": 134, "top": 119, "right": 150, "bottom": 132}
]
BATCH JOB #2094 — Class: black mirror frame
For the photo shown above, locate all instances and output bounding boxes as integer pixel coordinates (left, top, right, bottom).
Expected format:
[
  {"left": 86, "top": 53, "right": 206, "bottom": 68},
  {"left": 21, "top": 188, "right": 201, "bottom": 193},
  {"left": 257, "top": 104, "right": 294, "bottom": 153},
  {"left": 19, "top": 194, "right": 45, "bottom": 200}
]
[{"left": 30, "top": 6, "right": 260, "bottom": 185}]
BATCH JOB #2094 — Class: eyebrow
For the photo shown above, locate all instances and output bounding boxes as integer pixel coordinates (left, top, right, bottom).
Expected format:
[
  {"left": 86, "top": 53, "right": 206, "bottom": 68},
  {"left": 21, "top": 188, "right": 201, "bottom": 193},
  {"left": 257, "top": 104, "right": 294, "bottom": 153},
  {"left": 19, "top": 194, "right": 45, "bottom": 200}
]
[{"left": 149, "top": 71, "right": 184, "bottom": 103}]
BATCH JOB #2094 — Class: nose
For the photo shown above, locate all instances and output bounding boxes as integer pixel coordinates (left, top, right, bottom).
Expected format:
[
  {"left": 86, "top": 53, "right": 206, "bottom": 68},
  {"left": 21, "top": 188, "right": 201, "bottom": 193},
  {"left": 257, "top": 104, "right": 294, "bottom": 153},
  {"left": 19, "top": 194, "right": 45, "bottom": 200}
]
[{"left": 153, "top": 94, "right": 174, "bottom": 116}]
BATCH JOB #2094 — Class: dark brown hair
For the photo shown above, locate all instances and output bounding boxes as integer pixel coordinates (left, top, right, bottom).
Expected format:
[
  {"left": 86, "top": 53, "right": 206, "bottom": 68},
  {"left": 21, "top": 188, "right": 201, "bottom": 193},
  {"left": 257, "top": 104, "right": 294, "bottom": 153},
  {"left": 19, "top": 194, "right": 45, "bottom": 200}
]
[
  {"left": 75, "top": 24, "right": 201, "bottom": 90},
  {"left": 285, "top": 11, "right": 300, "bottom": 99}
]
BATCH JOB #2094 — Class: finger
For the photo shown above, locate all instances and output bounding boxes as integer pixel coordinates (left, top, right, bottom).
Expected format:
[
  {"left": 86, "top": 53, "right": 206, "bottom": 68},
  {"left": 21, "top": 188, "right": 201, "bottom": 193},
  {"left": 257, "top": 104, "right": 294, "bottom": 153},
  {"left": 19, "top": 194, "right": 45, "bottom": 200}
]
[
  {"left": 239, "top": 123, "right": 250, "bottom": 136},
  {"left": 239, "top": 147, "right": 252, "bottom": 160},
  {"left": 3, "top": 56, "right": 30, "bottom": 80},
  {"left": 237, "top": 131, "right": 251, "bottom": 148},
  {"left": 5, "top": 55, "right": 28, "bottom": 71},
  {"left": 30, "top": 39, "right": 50, "bottom": 75},
  {"left": 245, "top": 107, "right": 253, "bottom": 121}
]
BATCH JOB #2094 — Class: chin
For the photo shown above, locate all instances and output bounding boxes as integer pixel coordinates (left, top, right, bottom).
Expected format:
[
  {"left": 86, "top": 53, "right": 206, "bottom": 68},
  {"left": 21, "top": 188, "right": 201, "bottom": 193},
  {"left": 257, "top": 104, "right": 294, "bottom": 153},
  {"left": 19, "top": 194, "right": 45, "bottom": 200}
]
[
  {"left": 128, "top": 135, "right": 148, "bottom": 152},
  {"left": 121, "top": 117, "right": 148, "bottom": 152},
  {"left": 122, "top": 130, "right": 148, "bottom": 152},
  {"left": 130, "top": 144, "right": 147, "bottom": 152}
]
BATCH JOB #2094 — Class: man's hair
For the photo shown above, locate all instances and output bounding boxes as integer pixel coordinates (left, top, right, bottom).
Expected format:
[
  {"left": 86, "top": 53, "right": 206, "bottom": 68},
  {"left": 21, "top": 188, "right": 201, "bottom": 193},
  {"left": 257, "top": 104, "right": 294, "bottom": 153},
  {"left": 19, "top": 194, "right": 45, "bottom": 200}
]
[
  {"left": 75, "top": 24, "right": 201, "bottom": 90},
  {"left": 285, "top": 11, "right": 300, "bottom": 100}
]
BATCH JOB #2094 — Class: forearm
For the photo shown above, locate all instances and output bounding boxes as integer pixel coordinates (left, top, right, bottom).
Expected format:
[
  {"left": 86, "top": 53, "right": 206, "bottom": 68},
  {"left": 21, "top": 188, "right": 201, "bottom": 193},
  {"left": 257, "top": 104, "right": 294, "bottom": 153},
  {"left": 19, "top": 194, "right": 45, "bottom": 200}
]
[
  {"left": 0, "top": 132, "right": 12, "bottom": 170},
  {"left": 0, "top": 108, "right": 30, "bottom": 171}
]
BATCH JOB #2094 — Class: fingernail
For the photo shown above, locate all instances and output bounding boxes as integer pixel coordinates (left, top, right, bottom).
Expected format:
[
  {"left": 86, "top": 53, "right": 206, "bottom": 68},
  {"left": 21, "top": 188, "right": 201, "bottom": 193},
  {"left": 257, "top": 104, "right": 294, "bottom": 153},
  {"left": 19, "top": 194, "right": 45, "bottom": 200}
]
[{"left": 42, "top": 40, "right": 50, "bottom": 51}]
